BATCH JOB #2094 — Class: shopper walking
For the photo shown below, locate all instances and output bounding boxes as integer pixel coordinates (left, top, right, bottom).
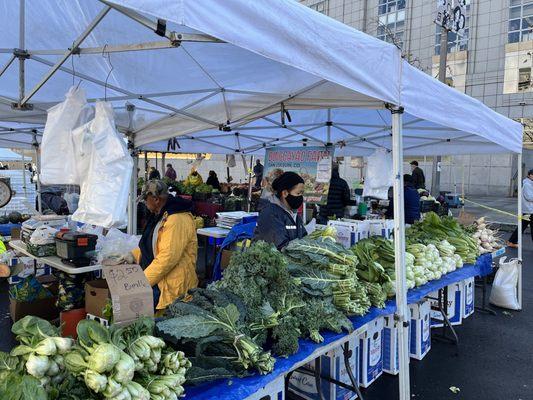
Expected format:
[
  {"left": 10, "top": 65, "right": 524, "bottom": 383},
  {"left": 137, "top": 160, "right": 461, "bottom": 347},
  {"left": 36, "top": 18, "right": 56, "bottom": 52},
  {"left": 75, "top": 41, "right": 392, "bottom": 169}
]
[
  {"left": 410, "top": 160, "right": 425, "bottom": 190},
  {"left": 164, "top": 163, "right": 177, "bottom": 181},
  {"left": 253, "top": 159, "right": 264, "bottom": 189},
  {"left": 508, "top": 169, "right": 533, "bottom": 248},
  {"left": 133, "top": 180, "right": 198, "bottom": 311},
  {"left": 320, "top": 165, "right": 354, "bottom": 222},
  {"left": 385, "top": 174, "right": 421, "bottom": 224}
]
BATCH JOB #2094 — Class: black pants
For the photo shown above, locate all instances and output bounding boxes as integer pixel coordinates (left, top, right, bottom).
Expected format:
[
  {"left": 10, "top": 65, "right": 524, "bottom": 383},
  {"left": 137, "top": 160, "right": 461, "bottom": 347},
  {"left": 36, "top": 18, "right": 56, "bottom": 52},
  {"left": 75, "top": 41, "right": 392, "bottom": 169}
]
[{"left": 509, "top": 214, "right": 533, "bottom": 244}]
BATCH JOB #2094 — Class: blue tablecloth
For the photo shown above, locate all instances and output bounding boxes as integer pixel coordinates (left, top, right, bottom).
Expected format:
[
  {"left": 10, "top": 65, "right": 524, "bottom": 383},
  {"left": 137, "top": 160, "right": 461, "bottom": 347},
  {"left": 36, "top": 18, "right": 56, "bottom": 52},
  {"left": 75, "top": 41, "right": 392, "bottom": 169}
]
[
  {"left": 184, "top": 254, "right": 493, "bottom": 400},
  {"left": 0, "top": 223, "right": 20, "bottom": 236}
]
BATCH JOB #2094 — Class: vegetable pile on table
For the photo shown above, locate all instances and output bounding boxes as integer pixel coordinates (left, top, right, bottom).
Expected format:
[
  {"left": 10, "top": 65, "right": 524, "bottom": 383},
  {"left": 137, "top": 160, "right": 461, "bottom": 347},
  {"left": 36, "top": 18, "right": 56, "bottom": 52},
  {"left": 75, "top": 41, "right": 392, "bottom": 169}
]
[
  {"left": 468, "top": 217, "right": 503, "bottom": 254},
  {"left": 0, "top": 316, "right": 191, "bottom": 400}
]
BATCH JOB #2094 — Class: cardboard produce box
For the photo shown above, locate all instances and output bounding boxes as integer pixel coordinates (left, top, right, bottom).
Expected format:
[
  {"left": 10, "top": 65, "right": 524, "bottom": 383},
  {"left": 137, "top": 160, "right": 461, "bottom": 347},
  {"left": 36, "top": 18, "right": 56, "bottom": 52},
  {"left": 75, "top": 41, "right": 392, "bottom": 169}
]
[
  {"left": 221, "top": 249, "right": 234, "bottom": 270},
  {"left": 10, "top": 275, "right": 59, "bottom": 322},
  {"left": 85, "top": 279, "right": 110, "bottom": 318}
]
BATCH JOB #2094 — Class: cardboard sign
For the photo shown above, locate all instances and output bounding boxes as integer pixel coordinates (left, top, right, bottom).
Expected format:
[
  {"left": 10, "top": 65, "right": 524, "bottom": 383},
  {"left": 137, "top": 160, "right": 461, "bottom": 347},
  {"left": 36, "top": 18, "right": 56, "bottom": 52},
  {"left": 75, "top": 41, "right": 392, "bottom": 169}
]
[{"left": 103, "top": 264, "right": 153, "bottom": 325}]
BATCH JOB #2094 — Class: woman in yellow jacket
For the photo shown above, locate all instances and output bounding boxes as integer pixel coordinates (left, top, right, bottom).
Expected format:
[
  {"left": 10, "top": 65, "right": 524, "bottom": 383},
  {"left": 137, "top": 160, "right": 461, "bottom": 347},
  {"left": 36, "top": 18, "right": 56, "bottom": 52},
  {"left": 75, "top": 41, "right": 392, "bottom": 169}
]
[{"left": 134, "top": 180, "right": 198, "bottom": 310}]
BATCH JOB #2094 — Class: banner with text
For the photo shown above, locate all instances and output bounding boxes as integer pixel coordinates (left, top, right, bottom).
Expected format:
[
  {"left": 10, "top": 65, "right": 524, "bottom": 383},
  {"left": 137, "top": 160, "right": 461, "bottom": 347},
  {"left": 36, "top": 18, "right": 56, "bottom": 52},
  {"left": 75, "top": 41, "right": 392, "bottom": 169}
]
[{"left": 264, "top": 146, "right": 333, "bottom": 203}]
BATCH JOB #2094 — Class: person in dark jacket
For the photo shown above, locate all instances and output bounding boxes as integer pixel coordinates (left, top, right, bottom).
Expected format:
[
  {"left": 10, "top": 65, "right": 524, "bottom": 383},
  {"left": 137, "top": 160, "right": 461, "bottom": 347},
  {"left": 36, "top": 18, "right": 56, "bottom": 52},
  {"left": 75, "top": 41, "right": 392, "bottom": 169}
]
[
  {"left": 320, "top": 165, "right": 354, "bottom": 221},
  {"left": 410, "top": 160, "right": 425, "bottom": 189},
  {"left": 206, "top": 170, "right": 221, "bottom": 191},
  {"left": 254, "top": 171, "right": 306, "bottom": 250},
  {"left": 385, "top": 174, "right": 421, "bottom": 224},
  {"left": 149, "top": 166, "right": 161, "bottom": 180},
  {"left": 253, "top": 159, "right": 264, "bottom": 189},
  {"left": 164, "top": 163, "right": 177, "bottom": 181}
]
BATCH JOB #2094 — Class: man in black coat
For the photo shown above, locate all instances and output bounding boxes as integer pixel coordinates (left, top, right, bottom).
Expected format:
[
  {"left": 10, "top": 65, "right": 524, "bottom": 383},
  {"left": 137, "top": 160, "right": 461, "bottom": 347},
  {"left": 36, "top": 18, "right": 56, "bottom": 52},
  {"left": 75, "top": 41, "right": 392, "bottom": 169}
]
[
  {"left": 410, "top": 160, "right": 425, "bottom": 190},
  {"left": 320, "top": 165, "right": 354, "bottom": 222}
]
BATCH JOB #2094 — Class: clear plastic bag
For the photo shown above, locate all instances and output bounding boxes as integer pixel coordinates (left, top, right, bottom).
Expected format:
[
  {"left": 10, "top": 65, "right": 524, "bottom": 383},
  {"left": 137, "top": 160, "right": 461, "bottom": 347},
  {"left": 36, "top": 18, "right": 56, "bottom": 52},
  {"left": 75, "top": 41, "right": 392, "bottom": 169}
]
[
  {"left": 97, "top": 228, "right": 140, "bottom": 265},
  {"left": 363, "top": 148, "right": 393, "bottom": 200},
  {"left": 489, "top": 257, "right": 520, "bottom": 310},
  {"left": 72, "top": 102, "right": 133, "bottom": 228},
  {"left": 40, "top": 86, "right": 92, "bottom": 185}
]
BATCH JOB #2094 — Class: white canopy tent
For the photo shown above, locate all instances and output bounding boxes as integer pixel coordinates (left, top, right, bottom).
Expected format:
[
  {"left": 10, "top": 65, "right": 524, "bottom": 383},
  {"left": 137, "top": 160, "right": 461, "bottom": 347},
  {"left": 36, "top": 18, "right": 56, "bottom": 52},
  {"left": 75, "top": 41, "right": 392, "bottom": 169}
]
[{"left": 0, "top": 1, "right": 524, "bottom": 399}]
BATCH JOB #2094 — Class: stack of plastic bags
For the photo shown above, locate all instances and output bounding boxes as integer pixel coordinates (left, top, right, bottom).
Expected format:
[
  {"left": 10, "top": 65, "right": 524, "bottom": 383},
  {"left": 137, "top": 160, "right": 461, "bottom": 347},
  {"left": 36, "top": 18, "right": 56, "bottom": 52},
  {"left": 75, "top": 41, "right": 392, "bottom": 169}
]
[{"left": 40, "top": 87, "right": 133, "bottom": 228}]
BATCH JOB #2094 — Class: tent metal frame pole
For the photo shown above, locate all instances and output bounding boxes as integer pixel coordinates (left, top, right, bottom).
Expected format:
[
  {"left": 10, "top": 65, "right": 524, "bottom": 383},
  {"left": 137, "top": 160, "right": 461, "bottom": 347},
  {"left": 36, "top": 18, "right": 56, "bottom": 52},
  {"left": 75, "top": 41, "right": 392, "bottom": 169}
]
[
  {"left": 19, "top": 6, "right": 112, "bottom": 106},
  {"left": 0, "top": 55, "right": 15, "bottom": 79},
  {"left": 247, "top": 155, "right": 254, "bottom": 212},
  {"left": 21, "top": 151, "right": 27, "bottom": 198},
  {"left": 18, "top": 0, "right": 25, "bottom": 104},
  {"left": 517, "top": 151, "right": 523, "bottom": 310},
  {"left": 390, "top": 105, "right": 411, "bottom": 400},
  {"left": 30, "top": 55, "right": 220, "bottom": 127},
  {"left": 32, "top": 134, "right": 42, "bottom": 214}
]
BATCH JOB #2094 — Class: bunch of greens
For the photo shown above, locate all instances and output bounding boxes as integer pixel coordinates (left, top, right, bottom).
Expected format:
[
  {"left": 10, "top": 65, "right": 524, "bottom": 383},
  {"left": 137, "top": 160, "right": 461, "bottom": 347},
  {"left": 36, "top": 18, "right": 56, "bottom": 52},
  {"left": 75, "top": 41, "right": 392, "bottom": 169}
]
[
  {"left": 284, "top": 237, "right": 370, "bottom": 315},
  {"left": 64, "top": 320, "right": 141, "bottom": 399},
  {"left": 156, "top": 289, "right": 275, "bottom": 380},
  {"left": 215, "top": 241, "right": 308, "bottom": 356},
  {"left": 9, "top": 316, "right": 74, "bottom": 388}
]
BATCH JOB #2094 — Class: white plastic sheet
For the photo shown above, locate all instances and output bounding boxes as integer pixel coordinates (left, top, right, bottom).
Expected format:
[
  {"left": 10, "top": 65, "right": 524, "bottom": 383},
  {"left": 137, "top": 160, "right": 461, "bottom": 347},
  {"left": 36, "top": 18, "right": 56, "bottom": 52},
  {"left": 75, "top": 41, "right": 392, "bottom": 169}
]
[
  {"left": 40, "top": 86, "right": 92, "bottom": 185},
  {"left": 363, "top": 148, "right": 394, "bottom": 200},
  {"left": 72, "top": 102, "right": 133, "bottom": 228},
  {"left": 490, "top": 257, "right": 520, "bottom": 310}
]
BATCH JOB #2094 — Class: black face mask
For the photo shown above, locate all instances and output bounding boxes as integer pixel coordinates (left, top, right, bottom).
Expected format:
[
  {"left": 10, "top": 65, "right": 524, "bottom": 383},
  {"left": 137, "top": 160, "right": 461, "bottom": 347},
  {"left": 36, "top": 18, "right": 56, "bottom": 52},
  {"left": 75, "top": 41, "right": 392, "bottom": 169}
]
[{"left": 286, "top": 194, "right": 303, "bottom": 210}]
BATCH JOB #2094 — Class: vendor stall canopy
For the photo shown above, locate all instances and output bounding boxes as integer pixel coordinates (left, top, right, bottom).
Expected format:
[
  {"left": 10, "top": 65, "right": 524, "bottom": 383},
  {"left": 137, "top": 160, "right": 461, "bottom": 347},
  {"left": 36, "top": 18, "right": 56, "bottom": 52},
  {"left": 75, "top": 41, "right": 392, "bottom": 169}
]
[{"left": 0, "top": 0, "right": 523, "bottom": 155}]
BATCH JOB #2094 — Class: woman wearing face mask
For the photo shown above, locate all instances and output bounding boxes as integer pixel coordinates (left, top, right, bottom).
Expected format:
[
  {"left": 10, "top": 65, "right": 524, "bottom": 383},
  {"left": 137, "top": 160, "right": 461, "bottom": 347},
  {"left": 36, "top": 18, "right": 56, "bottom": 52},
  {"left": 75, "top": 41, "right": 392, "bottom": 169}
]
[{"left": 254, "top": 171, "right": 306, "bottom": 250}]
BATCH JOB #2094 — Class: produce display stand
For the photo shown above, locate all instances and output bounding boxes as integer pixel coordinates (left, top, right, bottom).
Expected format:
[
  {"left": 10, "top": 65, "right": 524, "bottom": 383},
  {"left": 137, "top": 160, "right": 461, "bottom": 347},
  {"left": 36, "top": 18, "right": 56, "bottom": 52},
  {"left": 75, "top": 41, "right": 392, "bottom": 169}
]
[
  {"left": 0, "top": 2, "right": 523, "bottom": 400},
  {"left": 183, "top": 255, "right": 492, "bottom": 400},
  {"left": 9, "top": 239, "right": 102, "bottom": 275}
]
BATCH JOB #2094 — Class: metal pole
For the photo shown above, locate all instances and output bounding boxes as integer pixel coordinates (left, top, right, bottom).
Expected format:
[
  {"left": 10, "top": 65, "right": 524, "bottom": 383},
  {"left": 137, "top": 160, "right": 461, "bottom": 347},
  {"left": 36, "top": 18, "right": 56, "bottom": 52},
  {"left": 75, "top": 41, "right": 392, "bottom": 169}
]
[
  {"left": 18, "top": 0, "right": 25, "bottom": 103},
  {"left": 431, "top": 26, "right": 448, "bottom": 195},
  {"left": 517, "top": 151, "right": 523, "bottom": 310},
  {"left": 144, "top": 151, "right": 148, "bottom": 181},
  {"left": 21, "top": 151, "right": 27, "bottom": 198},
  {"left": 128, "top": 152, "right": 138, "bottom": 235},
  {"left": 33, "top": 136, "right": 42, "bottom": 214},
  {"left": 391, "top": 106, "right": 410, "bottom": 400},
  {"left": 247, "top": 155, "right": 254, "bottom": 212},
  {"left": 162, "top": 152, "right": 166, "bottom": 177},
  {"left": 327, "top": 108, "right": 332, "bottom": 143}
]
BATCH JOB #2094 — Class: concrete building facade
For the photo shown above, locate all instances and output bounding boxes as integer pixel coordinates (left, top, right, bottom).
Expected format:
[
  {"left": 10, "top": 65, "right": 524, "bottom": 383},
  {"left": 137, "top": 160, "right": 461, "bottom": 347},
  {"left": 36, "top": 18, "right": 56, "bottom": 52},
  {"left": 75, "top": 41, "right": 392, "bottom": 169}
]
[{"left": 297, "top": 0, "right": 533, "bottom": 196}]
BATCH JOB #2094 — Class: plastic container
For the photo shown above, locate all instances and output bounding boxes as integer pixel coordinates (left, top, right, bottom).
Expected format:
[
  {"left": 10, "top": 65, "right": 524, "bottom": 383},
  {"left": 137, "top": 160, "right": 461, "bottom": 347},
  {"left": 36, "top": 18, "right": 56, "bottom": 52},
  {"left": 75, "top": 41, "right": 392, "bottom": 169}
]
[{"left": 55, "top": 231, "right": 98, "bottom": 259}]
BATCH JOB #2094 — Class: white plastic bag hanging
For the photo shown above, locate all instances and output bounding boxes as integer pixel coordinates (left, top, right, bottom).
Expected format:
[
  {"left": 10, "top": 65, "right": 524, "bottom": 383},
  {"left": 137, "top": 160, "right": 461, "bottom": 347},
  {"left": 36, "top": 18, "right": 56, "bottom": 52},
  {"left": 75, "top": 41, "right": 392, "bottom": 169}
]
[
  {"left": 72, "top": 102, "right": 133, "bottom": 229},
  {"left": 40, "top": 86, "right": 92, "bottom": 185},
  {"left": 363, "top": 148, "right": 393, "bottom": 200},
  {"left": 489, "top": 257, "right": 520, "bottom": 310}
]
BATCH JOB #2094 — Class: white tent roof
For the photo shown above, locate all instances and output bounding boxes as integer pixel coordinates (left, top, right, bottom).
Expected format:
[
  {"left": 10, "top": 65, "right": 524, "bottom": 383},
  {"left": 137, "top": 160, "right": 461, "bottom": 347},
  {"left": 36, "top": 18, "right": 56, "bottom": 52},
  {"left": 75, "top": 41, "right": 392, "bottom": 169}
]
[{"left": 0, "top": 0, "right": 522, "bottom": 155}]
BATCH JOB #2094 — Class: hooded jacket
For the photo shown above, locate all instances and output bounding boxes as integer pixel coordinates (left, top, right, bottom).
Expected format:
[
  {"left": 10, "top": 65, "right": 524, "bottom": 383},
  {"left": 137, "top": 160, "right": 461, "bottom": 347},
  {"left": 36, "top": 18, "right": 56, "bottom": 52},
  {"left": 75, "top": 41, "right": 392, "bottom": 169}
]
[
  {"left": 254, "top": 195, "right": 306, "bottom": 250},
  {"left": 522, "top": 178, "right": 533, "bottom": 214},
  {"left": 134, "top": 195, "right": 198, "bottom": 310},
  {"left": 322, "top": 169, "right": 352, "bottom": 220}
]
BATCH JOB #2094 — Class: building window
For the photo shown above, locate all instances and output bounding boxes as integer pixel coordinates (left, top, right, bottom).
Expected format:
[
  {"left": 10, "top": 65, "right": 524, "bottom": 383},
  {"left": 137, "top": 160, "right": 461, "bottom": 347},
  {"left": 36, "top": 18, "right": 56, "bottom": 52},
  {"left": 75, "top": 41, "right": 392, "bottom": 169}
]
[
  {"left": 435, "top": 0, "right": 470, "bottom": 55},
  {"left": 377, "top": 0, "right": 406, "bottom": 48},
  {"left": 509, "top": 0, "right": 533, "bottom": 43},
  {"left": 519, "top": 67, "right": 532, "bottom": 90},
  {"left": 308, "top": 0, "right": 328, "bottom": 14}
]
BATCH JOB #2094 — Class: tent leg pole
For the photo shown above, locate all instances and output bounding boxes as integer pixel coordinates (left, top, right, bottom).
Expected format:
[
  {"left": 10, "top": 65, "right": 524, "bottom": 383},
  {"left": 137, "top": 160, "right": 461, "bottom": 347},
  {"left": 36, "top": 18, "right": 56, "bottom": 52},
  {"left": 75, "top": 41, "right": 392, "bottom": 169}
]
[
  {"left": 33, "top": 141, "right": 42, "bottom": 214},
  {"left": 128, "top": 152, "right": 138, "bottom": 235},
  {"left": 18, "top": 0, "right": 25, "bottom": 103},
  {"left": 144, "top": 151, "right": 148, "bottom": 181},
  {"left": 21, "top": 151, "right": 27, "bottom": 199},
  {"left": 391, "top": 105, "right": 410, "bottom": 400},
  {"left": 247, "top": 155, "right": 253, "bottom": 212},
  {"left": 517, "top": 152, "right": 523, "bottom": 310}
]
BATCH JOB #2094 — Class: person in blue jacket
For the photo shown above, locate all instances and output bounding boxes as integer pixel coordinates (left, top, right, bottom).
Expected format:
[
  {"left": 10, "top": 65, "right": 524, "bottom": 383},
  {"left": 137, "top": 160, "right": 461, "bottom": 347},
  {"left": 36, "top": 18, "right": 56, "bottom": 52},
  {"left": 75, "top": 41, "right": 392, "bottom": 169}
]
[
  {"left": 254, "top": 171, "right": 307, "bottom": 250},
  {"left": 385, "top": 174, "right": 421, "bottom": 224}
]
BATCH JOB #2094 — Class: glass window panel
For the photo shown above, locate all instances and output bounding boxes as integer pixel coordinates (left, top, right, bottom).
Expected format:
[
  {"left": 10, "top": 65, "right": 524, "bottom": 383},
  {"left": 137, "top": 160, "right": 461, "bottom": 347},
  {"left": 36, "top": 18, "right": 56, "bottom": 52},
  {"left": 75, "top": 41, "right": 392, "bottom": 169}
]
[
  {"left": 379, "top": 15, "right": 387, "bottom": 25},
  {"left": 397, "top": 10, "right": 405, "bottom": 21},
  {"left": 379, "top": 0, "right": 387, "bottom": 4},
  {"left": 524, "top": 4, "right": 533, "bottom": 16},
  {"left": 396, "top": 20, "right": 405, "bottom": 30},
  {"left": 377, "top": 25, "right": 385, "bottom": 35},
  {"left": 510, "top": 6, "right": 522, "bottom": 19},
  {"left": 388, "top": 2, "right": 396, "bottom": 12},
  {"left": 398, "top": 0, "right": 406, "bottom": 9},
  {"left": 435, "top": 45, "right": 441, "bottom": 56},
  {"left": 511, "top": 0, "right": 522, "bottom": 6},
  {"left": 387, "top": 13, "right": 396, "bottom": 24},
  {"left": 510, "top": 19, "right": 521, "bottom": 31},
  {"left": 523, "top": 30, "right": 533, "bottom": 41},
  {"left": 379, "top": 4, "right": 387, "bottom": 14},
  {"left": 509, "top": 32, "right": 521, "bottom": 43}
]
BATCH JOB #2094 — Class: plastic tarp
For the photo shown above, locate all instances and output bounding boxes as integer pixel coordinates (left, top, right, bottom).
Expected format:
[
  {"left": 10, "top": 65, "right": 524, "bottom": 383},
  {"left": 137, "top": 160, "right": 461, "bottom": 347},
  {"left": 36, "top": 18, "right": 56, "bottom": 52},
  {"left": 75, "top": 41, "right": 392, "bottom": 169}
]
[
  {"left": 184, "top": 254, "right": 492, "bottom": 400},
  {"left": 0, "top": 0, "right": 522, "bottom": 155}
]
